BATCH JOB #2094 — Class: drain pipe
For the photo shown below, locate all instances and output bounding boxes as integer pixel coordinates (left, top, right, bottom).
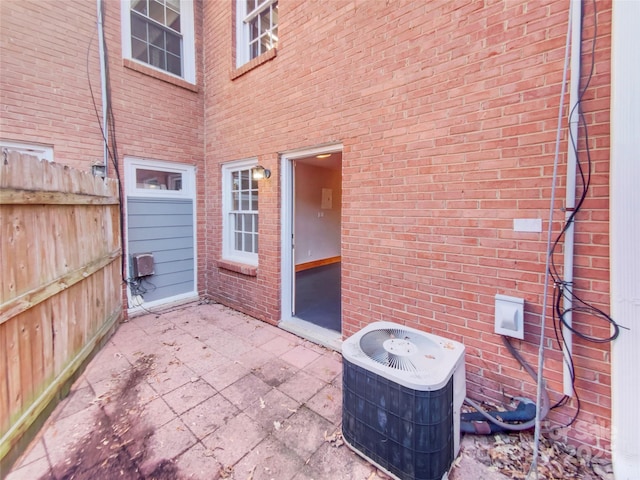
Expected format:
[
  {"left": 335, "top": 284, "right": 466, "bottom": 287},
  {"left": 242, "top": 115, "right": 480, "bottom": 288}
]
[
  {"left": 561, "top": 0, "right": 582, "bottom": 397},
  {"left": 97, "top": 0, "right": 108, "bottom": 176},
  {"left": 610, "top": 1, "right": 640, "bottom": 478}
]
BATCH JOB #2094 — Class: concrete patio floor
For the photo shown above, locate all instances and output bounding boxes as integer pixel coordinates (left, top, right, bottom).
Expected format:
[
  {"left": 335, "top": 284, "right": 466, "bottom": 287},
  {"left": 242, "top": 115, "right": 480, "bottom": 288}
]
[{"left": 7, "top": 302, "right": 504, "bottom": 480}]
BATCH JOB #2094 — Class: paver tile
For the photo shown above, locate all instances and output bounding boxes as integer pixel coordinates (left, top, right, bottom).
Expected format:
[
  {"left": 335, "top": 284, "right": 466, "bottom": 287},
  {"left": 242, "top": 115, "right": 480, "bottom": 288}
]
[
  {"left": 273, "top": 407, "right": 334, "bottom": 461},
  {"left": 146, "top": 358, "right": 195, "bottom": 396},
  {"left": 10, "top": 439, "right": 47, "bottom": 471},
  {"left": 204, "top": 329, "right": 254, "bottom": 357},
  {"left": 203, "top": 413, "right": 268, "bottom": 467},
  {"left": 251, "top": 357, "right": 296, "bottom": 387},
  {"left": 278, "top": 370, "right": 327, "bottom": 403},
  {"left": 5, "top": 455, "right": 51, "bottom": 480},
  {"left": 174, "top": 442, "right": 222, "bottom": 480},
  {"left": 306, "top": 382, "right": 343, "bottom": 425},
  {"left": 162, "top": 378, "right": 217, "bottom": 415},
  {"left": 180, "top": 393, "right": 239, "bottom": 440},
  {"left": 41, "top": 404, "right": 101, "bottom": 468},
  {"left": 235, "top": 346, "right": 276, "bottom": 371},
  {"left": 280, "top": 345, "right": 322, "bottom": 369},
  {"left": 170, "top": 340, "right": 218, "bottom": 375},
  {"left": 138, "top": 417, "right": 197, "bottom": 475},
  {"left": 244, "top": 388, "right": 300, "bottom": 431},
  {"left": 55, "top": 380, "right": 96, "bottom": 421},
  {"left": 81, "top": 342, "right": 131, "bottom": 385},
  {"left": 233, "top": 436, "right": 305, "bottom": 480},
  {"left": 295, "top": 442, "right": 385, "bottom": 480},
  {"left": 306, "top": 352, "right": 342, "bottom": 383},
  {"left": 243, "top": 324, "right": 280, "bottom": 347},
  {"left": 259, "top": 334, "right": 300, "bottom": 356},
  {"left": 133, "top": 314, "right": 174, "bottom": 335},
  {"left": 141, "top": 396, "right": 177, "bottom": 429},
  {"left": 109, "top": 320, "right": 148, "bottom": 350},
  {"left": 201, "top": 356, "right": 250, "bottom": 391},
  {"left": 220, "top": 373, "right": 272, "bottom": 411}
]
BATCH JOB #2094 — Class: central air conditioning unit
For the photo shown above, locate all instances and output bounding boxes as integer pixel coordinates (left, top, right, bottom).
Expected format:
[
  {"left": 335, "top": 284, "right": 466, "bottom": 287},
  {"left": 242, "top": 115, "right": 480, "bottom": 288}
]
[{"left": 342, "top": 321, "right": 465, "bottom": 480}]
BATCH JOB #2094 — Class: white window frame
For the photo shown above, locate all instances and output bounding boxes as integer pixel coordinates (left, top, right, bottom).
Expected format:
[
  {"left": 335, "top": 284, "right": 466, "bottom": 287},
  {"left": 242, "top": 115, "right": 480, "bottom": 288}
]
[
  {"left": 235, "top": 0, "right": 278, "bottom": 68},
  {"left": 125, "top": 156, "right": 195, "bottom": 198},
  {"left": 222, "top": 158, "right": 260, "bottom": 266},
  {"left": 121, "top": 0, "right": 196, "bottom": 84},
  {"left": 0, "top": 140, "right": 53, "bottom": 162}
]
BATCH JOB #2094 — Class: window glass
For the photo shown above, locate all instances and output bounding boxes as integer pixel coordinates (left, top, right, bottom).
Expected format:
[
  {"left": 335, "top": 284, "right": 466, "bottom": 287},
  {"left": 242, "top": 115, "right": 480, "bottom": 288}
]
[
  {"left": 223, "top": 160, "right": 261, "bottom": 263},
  {"left": 135, "top": 168, "right": 183, "bottom": 191},
  {"left": 238, "top": 0, "right": 278, "bottom": 66},
  {"left": 130, "top": 0, "right": 183, "bottom": 77}
]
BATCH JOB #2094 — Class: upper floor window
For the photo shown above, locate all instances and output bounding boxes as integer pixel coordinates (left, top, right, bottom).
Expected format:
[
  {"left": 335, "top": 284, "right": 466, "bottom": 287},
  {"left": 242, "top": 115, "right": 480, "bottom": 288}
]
[
  {"left": 121, "top": 0, "right": 196, "bottom": 84},
  {"left": 222, "top": 159, "right": 260, "bottom": 265},
  {"left": 236, "top": 0, "right": 278, "bottom": 67}
]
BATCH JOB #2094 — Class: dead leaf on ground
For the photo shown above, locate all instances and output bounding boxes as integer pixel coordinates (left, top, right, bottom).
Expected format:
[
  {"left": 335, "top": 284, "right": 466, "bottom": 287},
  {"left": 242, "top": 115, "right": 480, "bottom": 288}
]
[
  {"left": 219, "top": 465, "right": 234, "bottom": 478},
  {"left": 324, "top": 429, "right": 344, "bottom": 448}
]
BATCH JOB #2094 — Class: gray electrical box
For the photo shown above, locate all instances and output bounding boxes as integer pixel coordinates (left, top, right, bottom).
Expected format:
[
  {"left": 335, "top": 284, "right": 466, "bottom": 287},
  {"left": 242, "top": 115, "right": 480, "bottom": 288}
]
[{"left": 131, "top": 253, "right": 155, "bottom": 277}]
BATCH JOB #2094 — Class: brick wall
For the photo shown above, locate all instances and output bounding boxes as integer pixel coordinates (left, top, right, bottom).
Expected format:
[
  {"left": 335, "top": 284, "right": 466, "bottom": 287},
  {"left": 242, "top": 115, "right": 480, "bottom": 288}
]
[
  {"left": 203, "top": 0, "right": 612, "bottom": 451},
  {"left": 0, "top": 0, "right": 104, "bottom": 170},
  {"left": 100, "top": 0, "right": 206, "bottom": 297},
  {"left": 0, "top": 0, "right": 206, "bottom": 297}
]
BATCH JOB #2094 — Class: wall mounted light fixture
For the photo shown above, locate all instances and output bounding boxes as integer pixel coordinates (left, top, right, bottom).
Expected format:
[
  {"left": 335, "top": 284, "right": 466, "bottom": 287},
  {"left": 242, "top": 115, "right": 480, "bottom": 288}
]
[{"left": 252, "top": 165, "right": 271, "bottom": 180}]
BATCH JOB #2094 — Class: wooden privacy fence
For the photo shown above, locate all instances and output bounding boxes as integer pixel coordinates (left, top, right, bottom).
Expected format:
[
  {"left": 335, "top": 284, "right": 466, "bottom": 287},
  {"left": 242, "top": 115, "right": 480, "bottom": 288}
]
[{"left": 0, "top": 152, "right": 122, "bottom": 468}]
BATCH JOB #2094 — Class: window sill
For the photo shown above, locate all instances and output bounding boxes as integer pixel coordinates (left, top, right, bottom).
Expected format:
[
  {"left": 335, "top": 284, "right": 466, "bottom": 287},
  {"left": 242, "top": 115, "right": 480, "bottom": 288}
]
[
  {"left": 123, "top": 59, "right": 199, "bottom": 93},
  {"left": 217, "top": 260, "right": 257, "bottom": 277},
  {"left": 231, "top": 48, "right": 277, "bottom": 80}
]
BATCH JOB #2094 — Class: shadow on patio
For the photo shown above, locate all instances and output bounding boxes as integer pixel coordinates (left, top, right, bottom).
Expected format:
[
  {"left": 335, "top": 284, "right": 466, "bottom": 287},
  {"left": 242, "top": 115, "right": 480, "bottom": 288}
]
[{"left": 7, "top": 302, "right": 501, "bottom": 480}]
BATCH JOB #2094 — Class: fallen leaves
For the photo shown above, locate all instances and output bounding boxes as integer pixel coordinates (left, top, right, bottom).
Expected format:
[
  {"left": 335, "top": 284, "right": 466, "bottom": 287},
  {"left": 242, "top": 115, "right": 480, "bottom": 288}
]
[
  {"left": 324, "top": 430, "right": 344, "bottom": 448},
  {"left": 466, "top": 432, "right": 614, "bottom": 480},
  {"left": 219, "top": 465, "right": 234, "bottom": 478}
]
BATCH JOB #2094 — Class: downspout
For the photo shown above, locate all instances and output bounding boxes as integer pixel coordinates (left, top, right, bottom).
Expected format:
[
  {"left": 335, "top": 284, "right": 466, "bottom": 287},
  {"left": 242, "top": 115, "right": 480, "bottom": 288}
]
[
  {"left": 562, "top": 0, "right": 581, "bottom": 397},
  {"left": 610, "top": 1, "right": 640, "bottom": 477},
  {"left": 97, "top": 0, "right": 108, "bottom": 176}
]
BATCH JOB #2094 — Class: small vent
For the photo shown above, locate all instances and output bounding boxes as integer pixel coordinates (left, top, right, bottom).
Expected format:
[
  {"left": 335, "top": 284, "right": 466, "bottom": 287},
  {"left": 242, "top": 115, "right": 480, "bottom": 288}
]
[{"left": 360, "top": 328, "right": 437, "bottom": 373}]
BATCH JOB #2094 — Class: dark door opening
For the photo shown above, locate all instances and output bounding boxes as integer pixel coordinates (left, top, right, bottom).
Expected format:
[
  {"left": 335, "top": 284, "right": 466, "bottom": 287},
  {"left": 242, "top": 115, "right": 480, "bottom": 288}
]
[
  {"left": 292, "top": 153, "right": 342, "bottom": 333},
  {"left": 295, "top": 262, "right": 341, "bottom": 331}
]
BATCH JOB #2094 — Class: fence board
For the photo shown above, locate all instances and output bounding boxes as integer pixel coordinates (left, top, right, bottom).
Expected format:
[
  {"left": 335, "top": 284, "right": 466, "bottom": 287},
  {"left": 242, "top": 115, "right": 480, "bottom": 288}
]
[{"left": 0, "top": 152, "right": 122, "bottom": 468}]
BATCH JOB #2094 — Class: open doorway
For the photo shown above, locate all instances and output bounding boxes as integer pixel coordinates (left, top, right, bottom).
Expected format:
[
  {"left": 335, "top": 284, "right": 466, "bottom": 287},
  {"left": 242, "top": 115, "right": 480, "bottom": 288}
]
[{"left": 280, "top": 145, "right": 343, "bottom": 348}]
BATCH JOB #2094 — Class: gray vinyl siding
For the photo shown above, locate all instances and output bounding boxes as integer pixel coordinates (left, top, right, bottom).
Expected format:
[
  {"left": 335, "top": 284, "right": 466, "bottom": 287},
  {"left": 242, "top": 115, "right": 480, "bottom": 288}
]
[{"left": 127, "top": 197, "right": 195, "bottom": 303}]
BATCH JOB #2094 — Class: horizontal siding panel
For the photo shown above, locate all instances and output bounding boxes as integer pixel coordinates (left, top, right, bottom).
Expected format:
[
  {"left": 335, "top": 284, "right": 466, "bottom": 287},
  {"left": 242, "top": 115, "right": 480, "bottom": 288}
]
[
  {"left": 127, "top": 197, "right": 193, "bottom": 215},
  {"left": 127, "top": 196, "right": 195, "bottom": 304},
  {"left": 128, "top": 238, "right": 195, "bottom": 253},
  {"left": 153, "top": 259, "right": 194, "bottom": 275},
  {"left": 127, "top": 214, "right": 193, "bottom": 228},
  {"left": 143, "top": 281, "right": 194, "bottom": 302},
  {"left": 145, "top": 269, "right": 193, "bottom": 287},
  {"left": 148, "top": 247, "right": 194, "bottom": 263},
  {"left": 127, "top": 227, "right": 193, "bottom": 242}
]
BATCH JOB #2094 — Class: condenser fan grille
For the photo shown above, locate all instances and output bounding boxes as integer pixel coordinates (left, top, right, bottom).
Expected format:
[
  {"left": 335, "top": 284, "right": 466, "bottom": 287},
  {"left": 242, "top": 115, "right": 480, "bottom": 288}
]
[{"left": 359, "top": 328, "right": 437, "bottom": 373}]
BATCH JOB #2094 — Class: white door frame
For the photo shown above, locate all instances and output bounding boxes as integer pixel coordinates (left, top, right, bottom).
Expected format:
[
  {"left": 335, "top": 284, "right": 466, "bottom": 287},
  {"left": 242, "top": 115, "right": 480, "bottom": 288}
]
[
  {"left": 124, "top": 156, "right": 198, "bottom": 313},
  {"left": 280, "top": 144, "right": 343, "bottom": 349}
]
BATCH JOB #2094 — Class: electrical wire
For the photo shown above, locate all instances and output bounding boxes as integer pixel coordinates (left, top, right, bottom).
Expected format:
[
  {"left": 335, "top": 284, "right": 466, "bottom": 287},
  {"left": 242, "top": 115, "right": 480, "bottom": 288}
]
[
  {"left": 548, "top": 0, "right": 622, "bottom": 346},
  {"left": 530, "top": 2, "right": 621, "bottom": 477},
  {"left": 464, "top": 336, "right": 551, "bottom": 432},
  {"left": 546, "top": 0, "right": 624, "bottom": 435},
  {"left": 526, "top": 2, "right": 575, "bottom": 477},
  {"left": 87, "top": 1, "right": 149, "bottom": 317}
]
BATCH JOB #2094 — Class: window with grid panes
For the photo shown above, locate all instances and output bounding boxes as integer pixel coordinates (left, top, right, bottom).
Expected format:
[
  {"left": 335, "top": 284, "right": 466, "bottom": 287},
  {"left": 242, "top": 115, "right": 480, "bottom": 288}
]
[
  {"left": 236, "top": 0, "right": 278, "bottom": 67},
  {"left": 130, "top": 0, "right": 183, "bottom": 76},
  {"left": 222, "top": 160, "right": 260, "bottom": 265}
]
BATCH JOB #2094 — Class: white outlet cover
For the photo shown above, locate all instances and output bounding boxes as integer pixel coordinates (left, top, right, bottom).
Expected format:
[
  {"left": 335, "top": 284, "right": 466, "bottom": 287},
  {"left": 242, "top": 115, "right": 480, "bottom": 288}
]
[{"left": 494, "top": 294, "right": 524, "bottom": 339}]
